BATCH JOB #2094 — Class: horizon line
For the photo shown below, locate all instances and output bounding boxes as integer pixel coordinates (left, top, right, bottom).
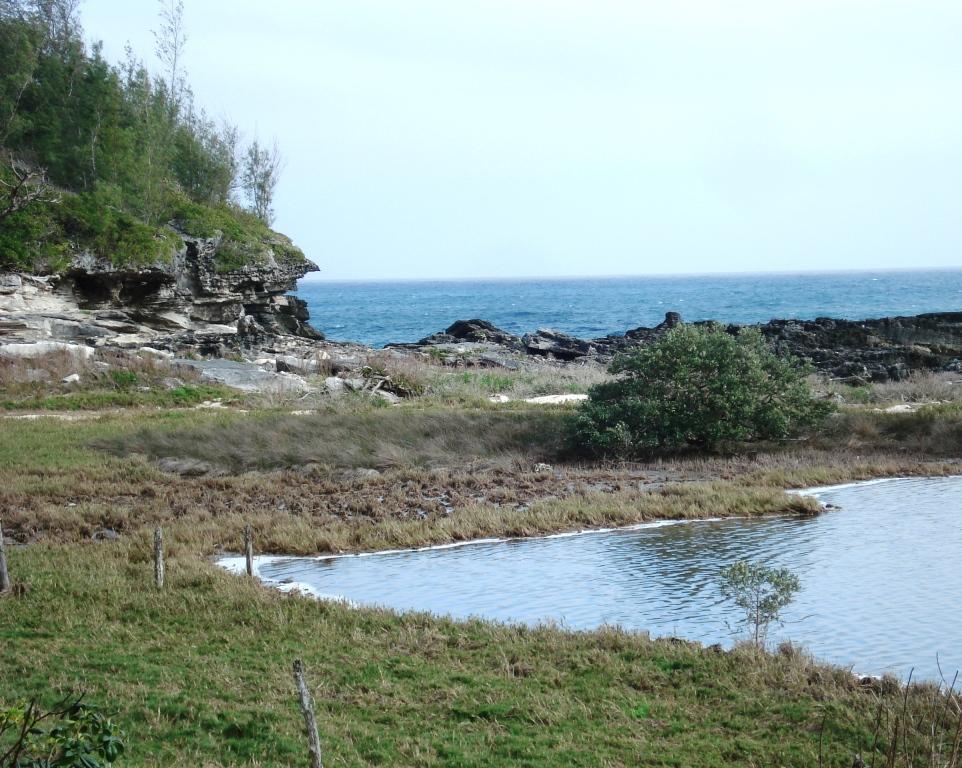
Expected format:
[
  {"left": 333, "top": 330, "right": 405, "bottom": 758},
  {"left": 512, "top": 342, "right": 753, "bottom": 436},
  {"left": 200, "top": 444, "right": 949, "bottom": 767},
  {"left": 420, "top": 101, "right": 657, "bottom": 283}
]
[{"left": 299, "top": 265, "right": 962, "bottom": 284}]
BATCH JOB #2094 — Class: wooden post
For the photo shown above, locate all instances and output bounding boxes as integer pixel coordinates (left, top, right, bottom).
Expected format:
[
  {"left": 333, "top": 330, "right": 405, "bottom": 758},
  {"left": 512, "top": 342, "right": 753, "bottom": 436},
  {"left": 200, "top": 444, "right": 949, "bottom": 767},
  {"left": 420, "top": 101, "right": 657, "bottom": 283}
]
[
  {"left": 292, "top": 659, "right": 323, "bottom": 768},
  {"left": 153, "top": 527, "right": 164, "bottom": 588},
  {"left": 0, "top": 521, "right": 11, "bottom": 594},
  {"left": 244, "top": 524, "right": 254, "bottom": 578}
]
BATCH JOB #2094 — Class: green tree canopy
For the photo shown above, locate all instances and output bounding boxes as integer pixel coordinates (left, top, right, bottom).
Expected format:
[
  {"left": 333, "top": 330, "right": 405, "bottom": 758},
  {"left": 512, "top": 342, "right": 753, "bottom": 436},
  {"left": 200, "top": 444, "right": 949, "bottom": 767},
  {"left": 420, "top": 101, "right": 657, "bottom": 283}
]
[
  {"left": 0, "top": 0, "right": 289, "bottom": 270},
  {"left": 573, "top": 323, "right": 832, "bottom": 456}
]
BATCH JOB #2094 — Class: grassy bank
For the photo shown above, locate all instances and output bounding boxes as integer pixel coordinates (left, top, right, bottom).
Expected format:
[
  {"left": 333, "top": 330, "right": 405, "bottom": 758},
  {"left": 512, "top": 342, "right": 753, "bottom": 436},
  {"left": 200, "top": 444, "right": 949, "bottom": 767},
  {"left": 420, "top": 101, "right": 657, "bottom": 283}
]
[
  {"left": 5, "top": 405, "right": 961, "bottom": 554},
  {"left": 4, "top": 387, "right": 962, "bottom": 766},
  {"left": 3, "top": 543, "right": 957, "bottom": 767}
]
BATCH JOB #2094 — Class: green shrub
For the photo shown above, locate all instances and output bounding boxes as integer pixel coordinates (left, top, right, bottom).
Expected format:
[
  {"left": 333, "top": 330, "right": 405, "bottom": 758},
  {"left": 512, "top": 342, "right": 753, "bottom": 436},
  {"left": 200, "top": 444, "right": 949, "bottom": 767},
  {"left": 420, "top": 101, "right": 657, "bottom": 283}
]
[
  {"left": 165, "top": 196, "right": 305, "bottom": 272},
  {"left": 58, "top": 186, "right": 177, "bottom": 267},
  {"left": 456, "top": 372, "right": 515, "bottom": 394},
  {"left": 0, "top": 202, "right": 68, "bottom": 272},
  {"left": 108, "top": 370, "right": 139, "bottom": 389},
  {"left": 0, "top": 697, "right": 125, "bottom": 767},
  {"left": 573, "top": 324, "right": 832, "bottom": 456}
]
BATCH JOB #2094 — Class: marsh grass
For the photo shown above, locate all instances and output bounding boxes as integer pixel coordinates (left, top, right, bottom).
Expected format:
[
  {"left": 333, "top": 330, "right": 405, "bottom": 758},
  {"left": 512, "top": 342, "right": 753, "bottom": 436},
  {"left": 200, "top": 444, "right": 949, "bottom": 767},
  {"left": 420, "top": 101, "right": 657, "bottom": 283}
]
[
  {"left": 0, "top": 406, "right": 822, "bottom": 554},
  {"left": 0, "top": 348, "right": 236, "bottom": 410},
  {"left": 826, "top": 372, "right": 962, "bottom": 406},
  {"left": 3, "top": 405, "right": 959, "bottom": 552},
  {"left": 2, "top": 543, "right": 956, "bottom": 767},
  {"left": 107, "top": 406, "right": 571, "bottom": 473}
]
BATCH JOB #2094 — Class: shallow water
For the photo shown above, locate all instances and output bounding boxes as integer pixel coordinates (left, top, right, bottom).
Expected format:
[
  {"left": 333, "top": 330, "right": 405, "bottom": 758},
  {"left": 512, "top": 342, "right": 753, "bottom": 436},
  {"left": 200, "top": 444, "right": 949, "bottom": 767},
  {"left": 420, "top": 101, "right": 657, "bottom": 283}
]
[{"left": 246, "top": 477, "right": 962, "bottom": 679}]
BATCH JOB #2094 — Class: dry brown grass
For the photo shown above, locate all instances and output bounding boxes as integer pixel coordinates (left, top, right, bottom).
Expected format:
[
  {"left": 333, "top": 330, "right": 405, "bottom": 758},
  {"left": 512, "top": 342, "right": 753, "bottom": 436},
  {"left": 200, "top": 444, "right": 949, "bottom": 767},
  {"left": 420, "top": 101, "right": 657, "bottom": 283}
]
[
  {"left": 870, "top": 371, "right": 962, "bottom": 404},
  {"left": 4, "top": 404, "right": 959, "bottom": 557},
  {"left": 105, "top": 405, "right": 570, "bottom": 472},
  {"left": 0, "top": 347, "right": 231, "bottom": 410}
]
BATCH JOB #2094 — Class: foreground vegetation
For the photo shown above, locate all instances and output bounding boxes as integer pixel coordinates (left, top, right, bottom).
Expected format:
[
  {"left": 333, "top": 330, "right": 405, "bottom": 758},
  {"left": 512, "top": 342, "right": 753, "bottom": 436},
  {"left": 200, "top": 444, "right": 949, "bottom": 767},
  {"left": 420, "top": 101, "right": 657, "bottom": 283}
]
[
  {"left": 4, "top": 359, "right": 962, "bottom": 765},
  {"left": 4, "top": 543, "right": 961, "bottom": 767}
]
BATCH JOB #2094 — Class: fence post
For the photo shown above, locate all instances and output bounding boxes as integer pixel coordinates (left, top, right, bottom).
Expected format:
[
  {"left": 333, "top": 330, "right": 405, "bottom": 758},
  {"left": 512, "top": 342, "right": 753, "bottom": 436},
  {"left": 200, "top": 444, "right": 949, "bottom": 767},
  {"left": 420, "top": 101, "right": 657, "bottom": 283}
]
[
  {"left": 244, "top": 524, "right": 254, "bottom": 578},
  {"left": 292, "top": 659, "right": 323, "bottom": 768},
  {"left": 0, "top": 521, "right": 10, "bottom": 594},
  {"left": 153, "top": 527, "right": 164, "bottom": 588}
]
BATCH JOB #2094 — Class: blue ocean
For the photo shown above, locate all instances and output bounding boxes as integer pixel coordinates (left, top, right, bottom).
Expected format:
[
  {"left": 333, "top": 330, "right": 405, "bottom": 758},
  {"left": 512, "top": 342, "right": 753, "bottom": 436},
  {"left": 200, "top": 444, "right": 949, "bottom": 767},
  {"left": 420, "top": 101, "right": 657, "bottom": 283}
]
[{"left": 296, "top": 270, "right": 962, "bottom": 348}]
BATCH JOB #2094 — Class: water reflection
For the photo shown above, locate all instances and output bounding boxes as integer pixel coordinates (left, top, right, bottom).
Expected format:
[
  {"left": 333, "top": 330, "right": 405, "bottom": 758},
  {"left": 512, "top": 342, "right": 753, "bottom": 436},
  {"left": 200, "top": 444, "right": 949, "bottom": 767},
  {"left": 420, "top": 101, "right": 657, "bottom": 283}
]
[{"left": 258, "top": 477, "right": 962, "bottom": 679}]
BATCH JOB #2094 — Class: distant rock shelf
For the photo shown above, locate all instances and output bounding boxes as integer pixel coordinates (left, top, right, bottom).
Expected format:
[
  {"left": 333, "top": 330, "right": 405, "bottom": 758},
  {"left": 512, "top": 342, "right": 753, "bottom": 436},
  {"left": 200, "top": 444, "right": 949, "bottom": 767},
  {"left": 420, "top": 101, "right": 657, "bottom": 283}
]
[{"left": 392, "top": 311, "right": 962, "bottom": 383}]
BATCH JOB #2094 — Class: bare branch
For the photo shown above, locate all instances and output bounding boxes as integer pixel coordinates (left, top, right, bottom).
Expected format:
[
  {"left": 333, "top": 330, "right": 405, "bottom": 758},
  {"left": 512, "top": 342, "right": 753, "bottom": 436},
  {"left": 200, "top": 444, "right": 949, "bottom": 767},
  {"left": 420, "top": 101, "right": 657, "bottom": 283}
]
[{"left": 0, "top": 153, "right": 60, "bottom": 222}]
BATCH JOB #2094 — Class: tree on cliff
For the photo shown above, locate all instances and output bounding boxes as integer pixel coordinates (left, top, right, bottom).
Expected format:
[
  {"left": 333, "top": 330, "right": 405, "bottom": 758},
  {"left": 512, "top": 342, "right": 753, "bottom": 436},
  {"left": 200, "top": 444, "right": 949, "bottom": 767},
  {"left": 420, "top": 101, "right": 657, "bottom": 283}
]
[
  {"left": 242, "top": 138, "right": 283, "bottom": 225},
  {"left": 0, "top": 0, "right": 294, "bottom": 271},
  {"left": 573, "top": 323, "right": 832, "bottom": 456},
  {"left": 153, "top": 0, "right": 187, "bottom": 108}
]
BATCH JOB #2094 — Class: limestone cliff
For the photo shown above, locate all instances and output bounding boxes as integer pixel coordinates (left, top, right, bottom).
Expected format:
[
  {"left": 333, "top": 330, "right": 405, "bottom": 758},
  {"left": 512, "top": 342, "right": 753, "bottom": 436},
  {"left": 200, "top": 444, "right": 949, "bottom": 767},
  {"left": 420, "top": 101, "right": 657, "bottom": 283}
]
[{"left": 0, "top": 227, "right": 321, "bottom": 352}]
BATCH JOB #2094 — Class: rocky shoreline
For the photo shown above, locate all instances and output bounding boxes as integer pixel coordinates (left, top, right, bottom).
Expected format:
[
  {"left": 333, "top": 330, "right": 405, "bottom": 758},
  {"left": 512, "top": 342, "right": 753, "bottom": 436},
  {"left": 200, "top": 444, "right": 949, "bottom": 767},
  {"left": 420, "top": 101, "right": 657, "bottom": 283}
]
[
  {"left": 4, "top": 243, "right": 962, "bottom": 390},
  {"left": 393, "top": 311, "right": 962, "bottom": 383}
]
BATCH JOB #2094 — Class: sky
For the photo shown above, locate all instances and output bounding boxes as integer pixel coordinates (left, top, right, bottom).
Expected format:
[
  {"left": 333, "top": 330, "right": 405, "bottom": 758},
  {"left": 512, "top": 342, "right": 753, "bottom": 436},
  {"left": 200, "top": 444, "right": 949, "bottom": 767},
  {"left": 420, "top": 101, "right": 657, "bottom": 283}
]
[{"left": 81, "top": 0, "right": 962, "bottom": 281}]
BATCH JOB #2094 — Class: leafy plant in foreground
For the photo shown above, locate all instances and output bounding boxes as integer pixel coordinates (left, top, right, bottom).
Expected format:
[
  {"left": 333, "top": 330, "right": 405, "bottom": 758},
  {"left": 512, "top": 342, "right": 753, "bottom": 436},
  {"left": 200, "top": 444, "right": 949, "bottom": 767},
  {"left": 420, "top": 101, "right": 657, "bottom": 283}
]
[
  {"left": 0, "top": 697, "right": 125, "bottom": 767},
  {"left": 719, "top": 560, "right": 800, "bottom": 648}
]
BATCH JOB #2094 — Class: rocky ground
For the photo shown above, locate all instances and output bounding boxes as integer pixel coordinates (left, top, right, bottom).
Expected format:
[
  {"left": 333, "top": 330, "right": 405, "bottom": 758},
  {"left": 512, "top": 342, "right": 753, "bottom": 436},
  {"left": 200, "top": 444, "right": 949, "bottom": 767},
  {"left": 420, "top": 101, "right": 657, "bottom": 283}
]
[{"left": 396, "top": 311, "right": 962, "bottom": 384}]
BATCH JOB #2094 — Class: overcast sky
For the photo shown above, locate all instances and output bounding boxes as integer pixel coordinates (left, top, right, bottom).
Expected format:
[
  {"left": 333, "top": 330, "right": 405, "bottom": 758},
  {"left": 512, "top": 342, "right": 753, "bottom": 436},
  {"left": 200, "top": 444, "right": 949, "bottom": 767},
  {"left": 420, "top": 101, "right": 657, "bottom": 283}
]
[{"left": 81, "top": 0, "right": 962, "bottom": 280}]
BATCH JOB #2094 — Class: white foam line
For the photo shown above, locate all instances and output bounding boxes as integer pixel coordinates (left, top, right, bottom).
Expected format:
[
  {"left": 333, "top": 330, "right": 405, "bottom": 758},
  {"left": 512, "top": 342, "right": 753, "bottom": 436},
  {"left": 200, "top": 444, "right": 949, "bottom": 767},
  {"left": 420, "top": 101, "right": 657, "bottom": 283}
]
[
  {"left": 215, "top": 516, "right": 732, "bottom": 594},
  {"left": 794, "top": 475, "right": 962, "bottom": 498},
  {"left": 217, "top": 554, "right": 355, "bottom": 605},
  {"left": 221, "top": 477, "right": 960, "bottom": 579},
  {"left": 222, "top": 476, "right": 962, "bottom": 595}
]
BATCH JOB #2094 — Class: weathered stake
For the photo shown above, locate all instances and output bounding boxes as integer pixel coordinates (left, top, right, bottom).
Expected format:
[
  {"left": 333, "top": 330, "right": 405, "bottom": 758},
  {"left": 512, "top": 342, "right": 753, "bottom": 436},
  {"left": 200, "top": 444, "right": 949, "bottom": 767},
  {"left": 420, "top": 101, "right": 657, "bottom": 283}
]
[
  {"left": 244, "top": 524, "right": 254, "bottom": 578},
  {"left": 153, "top": 527, "right": 165, "bottom": 588},
  {"left": 292, "top": 659, "right": 323, "bottom": 768},
  {"left": 0, "top": 521, "right": 11, "bottom": 594}
]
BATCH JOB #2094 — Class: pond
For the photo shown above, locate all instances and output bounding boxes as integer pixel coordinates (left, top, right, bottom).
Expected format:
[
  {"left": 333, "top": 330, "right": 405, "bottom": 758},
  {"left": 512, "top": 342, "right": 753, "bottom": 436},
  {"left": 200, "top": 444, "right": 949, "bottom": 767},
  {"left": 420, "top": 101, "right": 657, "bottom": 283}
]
[{"left": 222, "top": 476, "right": 962, "bottom": 679}]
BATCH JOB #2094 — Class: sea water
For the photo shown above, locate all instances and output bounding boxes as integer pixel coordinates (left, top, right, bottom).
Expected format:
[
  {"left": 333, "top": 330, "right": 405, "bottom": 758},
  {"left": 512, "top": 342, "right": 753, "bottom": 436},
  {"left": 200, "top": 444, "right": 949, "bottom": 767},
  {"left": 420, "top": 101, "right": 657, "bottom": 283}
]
[{"left": 295, "top": 270, "right": 962, "bottom": 348}]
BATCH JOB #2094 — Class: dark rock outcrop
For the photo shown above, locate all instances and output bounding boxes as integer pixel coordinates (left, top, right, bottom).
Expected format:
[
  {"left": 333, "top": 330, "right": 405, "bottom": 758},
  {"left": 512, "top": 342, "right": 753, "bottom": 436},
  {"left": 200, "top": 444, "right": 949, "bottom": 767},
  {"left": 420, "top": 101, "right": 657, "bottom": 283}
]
[
  {"left": 406, "top": 311, "right": 962, "bottom": 381},
  {"left": 415, "top": 319, "right": 522, "bottom": 348},
  {"left": 522, "top": 329, "right": 595, "bottom": 360},
  {"left": 754, "top": 313, "right": 962, "bottom": 382}
]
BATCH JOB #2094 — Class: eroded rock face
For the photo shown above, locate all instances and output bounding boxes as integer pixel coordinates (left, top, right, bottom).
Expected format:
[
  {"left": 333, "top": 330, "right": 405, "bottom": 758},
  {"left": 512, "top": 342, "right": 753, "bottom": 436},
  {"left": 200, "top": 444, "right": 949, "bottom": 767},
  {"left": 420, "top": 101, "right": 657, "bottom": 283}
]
[
  {"left": 0, "top": 229, "right": 322, "bottom": 352},
  {"left": 404, "top": 311, "right": 962, "bottom": 381},
  {"left": 754, "top": 313, "right": 962, "bottom": 382}
]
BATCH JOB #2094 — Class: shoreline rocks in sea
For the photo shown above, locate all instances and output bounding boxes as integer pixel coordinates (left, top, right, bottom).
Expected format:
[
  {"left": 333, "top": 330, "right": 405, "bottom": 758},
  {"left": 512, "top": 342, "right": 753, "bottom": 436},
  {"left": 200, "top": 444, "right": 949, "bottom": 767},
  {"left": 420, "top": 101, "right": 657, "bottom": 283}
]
[
  {"left": 5, "top": 247, "right": 962, "bottom": 386},
  {"left": 391, "top": 311, "right": 962, "bottom": 383}
]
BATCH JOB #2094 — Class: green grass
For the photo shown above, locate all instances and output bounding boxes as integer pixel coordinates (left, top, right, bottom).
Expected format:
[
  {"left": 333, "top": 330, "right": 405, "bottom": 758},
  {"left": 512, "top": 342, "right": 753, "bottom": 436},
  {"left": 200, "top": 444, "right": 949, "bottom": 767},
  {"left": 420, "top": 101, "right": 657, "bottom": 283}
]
[
  {"left": 0, "top": 384, "right": 233, "bottom": 411},
  {"left": 3, "top": 399, "right": 962, "bottom": 766},
  {"left": 1, "top": 543, "right": 946, "bottom": 767}
]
